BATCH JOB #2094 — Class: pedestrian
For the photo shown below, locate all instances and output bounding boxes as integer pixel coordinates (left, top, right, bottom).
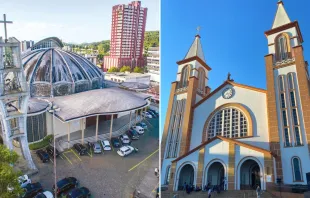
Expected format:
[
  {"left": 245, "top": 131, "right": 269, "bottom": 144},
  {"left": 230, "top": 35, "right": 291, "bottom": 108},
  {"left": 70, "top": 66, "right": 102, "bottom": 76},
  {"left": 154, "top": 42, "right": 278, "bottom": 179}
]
[
  {"left": 208, "top": 188, "right": 212, "bottom": 198},
  {"left": 256, "top": 185, "right": 261, "bottom": 198},
  {"left": 183, "top": 182, "right": 187, "bottom": 191},
  {"left": 223, "top": 177, "right": 227, "bottom": 190},
  {"left": 154, "top": 167, "right": 158, "bottom": 176}
]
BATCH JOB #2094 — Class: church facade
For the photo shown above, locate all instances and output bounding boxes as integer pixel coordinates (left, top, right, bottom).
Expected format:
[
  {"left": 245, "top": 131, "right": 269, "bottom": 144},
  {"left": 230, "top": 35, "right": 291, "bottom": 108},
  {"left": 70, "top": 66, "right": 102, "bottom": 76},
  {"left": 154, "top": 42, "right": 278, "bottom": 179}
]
[{"left": 161, "top": 1, "right": 310, "bottom": 192}]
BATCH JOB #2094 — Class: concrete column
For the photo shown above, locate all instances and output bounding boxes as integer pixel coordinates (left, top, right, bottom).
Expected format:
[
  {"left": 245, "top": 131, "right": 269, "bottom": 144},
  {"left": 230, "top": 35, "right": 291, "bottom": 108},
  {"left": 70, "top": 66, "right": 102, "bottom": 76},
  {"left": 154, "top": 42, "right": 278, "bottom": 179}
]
[
  {"left": 81, "top": 118, "right": 85, "bottom": 144},
  {"left": 67, "top": 122, "right": 70, "bottom": 149},
  {"left": 129, "top": 111, "right": 132, "bottom": 130},
  {"left": 95, "top": 115, "right": 99, "bottom": 141},
  {"left": 20, "top": 136, "right": 37, "bottom": 170},
  {"left": 109, "top": 115, "right": 114, "bottom": 139},
  {"left": 135, "top": 110, "right": 138, "bottom": 126}
]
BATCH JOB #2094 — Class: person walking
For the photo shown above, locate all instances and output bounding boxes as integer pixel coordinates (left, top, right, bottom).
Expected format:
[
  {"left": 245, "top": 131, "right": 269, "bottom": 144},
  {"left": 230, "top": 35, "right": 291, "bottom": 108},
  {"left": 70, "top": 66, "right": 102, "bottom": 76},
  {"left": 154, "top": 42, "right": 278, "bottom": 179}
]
[
  {"left": 256, "top": 185, "right": 261, "bottom": 198},
  {"left": 183, "top": 182, "right": 187, "bottom": 191},
  {"left": 208, "top": 188, "right": 212, "bottom": 198},
  {"left": 223, "top": 177, "right": 227, "bottom": 190},
  {"left": 154, "top": 167, "right": 158, "bottom": 176}
]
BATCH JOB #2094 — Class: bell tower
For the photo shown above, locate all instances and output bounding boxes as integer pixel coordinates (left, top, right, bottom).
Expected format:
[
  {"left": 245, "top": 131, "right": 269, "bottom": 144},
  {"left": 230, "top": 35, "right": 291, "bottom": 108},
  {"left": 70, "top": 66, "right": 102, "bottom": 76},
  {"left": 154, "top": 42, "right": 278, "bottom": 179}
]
[
  {"left": 265, "top": 1, "right": 310, "bottom": 184},
  {"left": 161, "top": 33, "right": 211, "bottom": 174}
]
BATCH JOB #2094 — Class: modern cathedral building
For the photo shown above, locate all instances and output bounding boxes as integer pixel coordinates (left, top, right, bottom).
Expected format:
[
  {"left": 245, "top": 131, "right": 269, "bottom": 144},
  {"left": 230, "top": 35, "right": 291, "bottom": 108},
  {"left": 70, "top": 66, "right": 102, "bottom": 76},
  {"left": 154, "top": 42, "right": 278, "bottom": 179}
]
[{"left": 161, "top": 1, "right": 310, "bottom": 193}]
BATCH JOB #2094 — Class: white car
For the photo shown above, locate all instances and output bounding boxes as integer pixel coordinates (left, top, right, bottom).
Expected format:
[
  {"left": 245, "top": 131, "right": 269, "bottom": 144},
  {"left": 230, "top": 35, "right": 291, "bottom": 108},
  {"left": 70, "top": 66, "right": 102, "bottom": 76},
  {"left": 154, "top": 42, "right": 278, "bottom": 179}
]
[
  {"left": 142, "top": 111, "right": 152, "bottom": 118},
  {"left": 132, "top": 126, "right": 144, "bottom": 135},
  {"left": 117, "top": 146, "right": 135, "bottom": 157},
  {"left": 35, "top": 191, "right": 54, "bottom": 198},
  {"left": 120, "top": 134, "right": 130, "bottom": 144},
  {"left": 100, "top": 140, "right": 112, "bottom": 151},
  {"left": 18, "top": 175, "right": 31, "bottom": 188}
]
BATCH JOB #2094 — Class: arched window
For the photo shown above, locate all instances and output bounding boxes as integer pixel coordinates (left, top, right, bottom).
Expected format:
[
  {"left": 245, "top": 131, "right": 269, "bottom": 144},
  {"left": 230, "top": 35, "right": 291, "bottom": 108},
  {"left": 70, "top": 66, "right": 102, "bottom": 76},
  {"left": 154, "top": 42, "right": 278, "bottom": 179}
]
[
  {"left": 278, "top": 75, "right": 291, "bottom": 147},
  {"left": 287, "top": 73, "right": 302, "bottom": 146},
  {"left": 275, "top": 33, "right": 291, "bottom": 62},
  {"left": 206, "top": 107, "right": 248, "bottom": 139},
  {"left": 165, "top": 165, "right": 171, "bottom": 185},
  {"left": 179, "top": 65, "right": 191, "bottom": 88},
  {"left": 198, "top": 68, "right": 206, "bottom": 94},
  {"left": 292, "top": 157, "right": 303, "bottom": 181}
]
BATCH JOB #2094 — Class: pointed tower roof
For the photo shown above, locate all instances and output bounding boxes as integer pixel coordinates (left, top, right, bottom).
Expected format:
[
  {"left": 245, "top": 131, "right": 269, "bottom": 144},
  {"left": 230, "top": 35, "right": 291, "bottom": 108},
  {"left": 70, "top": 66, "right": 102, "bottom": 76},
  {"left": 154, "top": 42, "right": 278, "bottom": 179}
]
[
  {"left": 184, "top": 34, "right": 206, "bottom": 62},
  {"left": 272, "top": 1, "right": 291, "bottom": 29}
]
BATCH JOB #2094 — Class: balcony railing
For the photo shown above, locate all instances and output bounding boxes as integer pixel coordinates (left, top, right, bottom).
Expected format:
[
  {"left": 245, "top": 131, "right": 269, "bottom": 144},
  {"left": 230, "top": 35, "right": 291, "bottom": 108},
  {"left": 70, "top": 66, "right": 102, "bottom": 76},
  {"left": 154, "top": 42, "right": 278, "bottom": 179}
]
[
  {"left": 0, "top": 81, "right": 28, "bottom": 97},
  {"left": 274, "top": 52, "right": 295, "bottom": 66},
  {"left": 176, "top": 86, "right": 188, "bottom": 93}
]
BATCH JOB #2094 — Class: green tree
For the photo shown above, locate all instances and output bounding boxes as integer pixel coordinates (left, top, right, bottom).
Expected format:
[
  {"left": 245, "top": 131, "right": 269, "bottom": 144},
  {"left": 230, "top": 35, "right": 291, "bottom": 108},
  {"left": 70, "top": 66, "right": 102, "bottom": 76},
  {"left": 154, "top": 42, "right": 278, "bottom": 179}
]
[
  {"left": 108, "top": 67, "right": 119, "bottom": 72},
  {"left": 0, "top": 145, "right": 23, "bottom": 197},
  {"left": 133, "top": 67, "right": 144, "bottom": 73},
  {"left": 120, "top": 66, "right": 131, "bottom": 72},
  {"left": 97, "top": 54, "right": 104, "bottom": 61}
]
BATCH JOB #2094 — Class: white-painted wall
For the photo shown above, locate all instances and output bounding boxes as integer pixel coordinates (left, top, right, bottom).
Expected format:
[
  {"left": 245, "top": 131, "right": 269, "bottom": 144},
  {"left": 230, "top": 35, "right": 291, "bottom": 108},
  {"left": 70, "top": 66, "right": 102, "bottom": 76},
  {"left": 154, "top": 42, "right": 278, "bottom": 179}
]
[
  {"left": 191, "top": 84, "right": 269, "bottom": 150},
  {"left": 46, "top": 113, "right": 84, "bottom": 137}
]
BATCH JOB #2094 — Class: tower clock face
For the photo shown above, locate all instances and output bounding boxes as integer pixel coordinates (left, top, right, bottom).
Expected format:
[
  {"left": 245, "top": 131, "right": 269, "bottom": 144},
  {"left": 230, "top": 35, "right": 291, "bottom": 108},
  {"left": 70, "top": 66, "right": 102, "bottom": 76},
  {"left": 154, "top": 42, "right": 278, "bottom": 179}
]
[{"left": 222, "top": 88, "right": 234, "bottom": 99}]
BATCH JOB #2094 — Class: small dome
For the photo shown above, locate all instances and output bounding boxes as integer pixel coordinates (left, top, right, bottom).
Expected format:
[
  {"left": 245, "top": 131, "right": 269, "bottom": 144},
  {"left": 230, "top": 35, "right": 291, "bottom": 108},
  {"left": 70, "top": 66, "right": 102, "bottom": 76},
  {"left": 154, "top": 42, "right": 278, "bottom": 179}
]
[{"left": 22, "top": 41, "right": 104, "bottom": 97}]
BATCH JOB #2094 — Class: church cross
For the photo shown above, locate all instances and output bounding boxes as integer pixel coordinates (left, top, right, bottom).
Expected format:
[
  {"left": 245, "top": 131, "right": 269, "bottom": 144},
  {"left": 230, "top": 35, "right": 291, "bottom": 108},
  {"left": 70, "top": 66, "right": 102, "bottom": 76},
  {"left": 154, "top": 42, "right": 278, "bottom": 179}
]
[
  {"left": 196, "top": 26, "right": 201, "bottom": 35},
  {"left": 0, "top": 14, "right": 13, "bottom": 42}
]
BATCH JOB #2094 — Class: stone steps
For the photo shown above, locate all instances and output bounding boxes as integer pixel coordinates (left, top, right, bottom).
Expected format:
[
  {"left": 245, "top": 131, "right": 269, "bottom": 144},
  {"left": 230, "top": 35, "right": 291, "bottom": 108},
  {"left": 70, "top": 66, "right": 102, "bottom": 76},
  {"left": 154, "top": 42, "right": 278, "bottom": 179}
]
[{"left": 161, "top": 190, "right": 275, "bottom": 198}]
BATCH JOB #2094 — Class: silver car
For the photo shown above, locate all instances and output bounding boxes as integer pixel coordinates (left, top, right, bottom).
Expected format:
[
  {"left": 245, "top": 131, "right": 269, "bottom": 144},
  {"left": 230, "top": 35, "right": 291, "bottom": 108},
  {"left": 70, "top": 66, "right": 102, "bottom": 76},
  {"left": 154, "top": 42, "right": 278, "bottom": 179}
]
[{"left": 92, "top": 142, "right": 102, "bottom": 154}]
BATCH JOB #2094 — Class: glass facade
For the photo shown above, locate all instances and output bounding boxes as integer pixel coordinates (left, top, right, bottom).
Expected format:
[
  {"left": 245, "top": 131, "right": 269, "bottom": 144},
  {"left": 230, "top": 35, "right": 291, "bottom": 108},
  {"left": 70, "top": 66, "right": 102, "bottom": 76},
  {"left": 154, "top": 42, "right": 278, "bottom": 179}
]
[
  {"left": 22, "top": 48, "right": 104, "bottom": 97},
  {"left": 26, "top": 114, "right": 47, "bottom": 143}
]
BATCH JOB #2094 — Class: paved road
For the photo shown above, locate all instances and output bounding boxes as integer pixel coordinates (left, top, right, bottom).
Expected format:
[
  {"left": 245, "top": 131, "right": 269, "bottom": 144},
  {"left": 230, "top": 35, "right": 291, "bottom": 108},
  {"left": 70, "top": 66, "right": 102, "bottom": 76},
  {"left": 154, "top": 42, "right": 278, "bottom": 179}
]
[{"left": 30, "top": 117, "right": 159, "bottom": 198}]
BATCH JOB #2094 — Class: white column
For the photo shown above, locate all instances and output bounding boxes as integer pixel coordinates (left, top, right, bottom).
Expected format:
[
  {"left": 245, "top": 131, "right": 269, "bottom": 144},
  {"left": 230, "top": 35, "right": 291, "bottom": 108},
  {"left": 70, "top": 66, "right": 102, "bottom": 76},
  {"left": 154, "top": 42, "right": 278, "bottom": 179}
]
[
  {"left": 67, "top": 122, "right": 70, "bottom": 149},
  {"left": 81, "top": 118, "right": 85, "bottom": 144},
  {"left": 129, "top": 111, "right": 132, "bottom": 129},
  {"left": 95, "top": 115, "right": 99, "bottom": 141},
  {"left": 109, "top": 115, "right": 114, "bottom": 139}
]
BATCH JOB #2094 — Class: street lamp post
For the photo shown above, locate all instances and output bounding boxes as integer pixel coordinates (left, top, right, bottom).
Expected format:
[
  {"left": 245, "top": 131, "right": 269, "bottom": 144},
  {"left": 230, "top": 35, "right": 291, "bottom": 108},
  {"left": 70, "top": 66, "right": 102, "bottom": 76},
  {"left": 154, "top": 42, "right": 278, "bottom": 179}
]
[{"left": 49, "top": 103, "right": 60, "bottom": 198}]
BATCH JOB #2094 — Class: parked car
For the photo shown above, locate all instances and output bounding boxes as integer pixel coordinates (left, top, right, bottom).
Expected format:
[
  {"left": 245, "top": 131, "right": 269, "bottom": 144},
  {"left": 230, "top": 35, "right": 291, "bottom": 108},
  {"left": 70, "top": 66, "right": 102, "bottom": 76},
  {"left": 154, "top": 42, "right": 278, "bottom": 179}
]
[
  {"left": 126, "top": 129, "right": 139, "bottom": 140},
  {"left": 35, "top": 191, "right": 54, "bottom": 198},
  {"left": 149, "top": 109, "right": 159, "bottom": 116},
  {"left": 36, "top": 150, "right": 50, "bottom": 163},
  {"left": 46, "top": 146, "right": 60, "bottom": 158},
  {"left": 142, "top": 111, "right": 152, "bottom": 118},
  {"left": 111, "top": 137, "right": 121, "bottom": 148},
  {"left": 53, "top": 177, "right": 79, "bottom": 196},
  {"left": 18, "top": 175, "right": 31, "bottom": 188},
  {"left": 100, "top": 140, "right": 111, "bottom": 151},
  {"left": 66, "top": 187, "right": 91, "bottom": 198},
  {"left": 73, "top": 143, "right": 87, "bottom": 156},
  {"left": 117, "top": 146, "right": 135, "bottom": 157},
  {"left": 92, "top": 142, "right": 102, "bottom": 154},
  {"left": 131, "top": 126, "right": 144, "bottom": 135},
  {"left": 136, "top": 122, "right": 147, "bottom": 129},
  {"left": 86, "top": 142, "right": 93, "bottom": 150},
  {"left": 119, "top": 134, "right": 131, "bottom": 144},
  {"left": 147, "top": 110, "right": 157, "bottom": 118},
  {"left": 21, "top": 182, "right": 43, "bottom": 198}
]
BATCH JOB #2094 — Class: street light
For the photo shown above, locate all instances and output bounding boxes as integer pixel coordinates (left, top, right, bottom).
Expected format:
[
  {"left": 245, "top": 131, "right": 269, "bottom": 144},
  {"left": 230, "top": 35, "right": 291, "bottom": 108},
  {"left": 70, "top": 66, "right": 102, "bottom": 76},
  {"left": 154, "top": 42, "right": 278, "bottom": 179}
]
[{"left": 48, "top": 103, "right": 60, "bottom": 198}]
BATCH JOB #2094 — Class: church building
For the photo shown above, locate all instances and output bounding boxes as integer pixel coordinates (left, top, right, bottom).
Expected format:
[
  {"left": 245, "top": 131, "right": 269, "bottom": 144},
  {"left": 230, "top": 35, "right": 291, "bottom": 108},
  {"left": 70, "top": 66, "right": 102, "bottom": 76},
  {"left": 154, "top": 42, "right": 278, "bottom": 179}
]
[{"left": 161, "top": 1, "right": 310, "bottom": 192}]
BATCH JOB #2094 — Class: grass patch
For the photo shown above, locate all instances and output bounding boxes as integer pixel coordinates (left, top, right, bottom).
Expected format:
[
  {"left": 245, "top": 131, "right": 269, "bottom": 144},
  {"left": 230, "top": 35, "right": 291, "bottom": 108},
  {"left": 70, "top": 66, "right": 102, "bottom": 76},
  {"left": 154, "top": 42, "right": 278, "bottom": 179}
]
[{"left": 29, "top": 135, "right": 53, "bottom": 150}]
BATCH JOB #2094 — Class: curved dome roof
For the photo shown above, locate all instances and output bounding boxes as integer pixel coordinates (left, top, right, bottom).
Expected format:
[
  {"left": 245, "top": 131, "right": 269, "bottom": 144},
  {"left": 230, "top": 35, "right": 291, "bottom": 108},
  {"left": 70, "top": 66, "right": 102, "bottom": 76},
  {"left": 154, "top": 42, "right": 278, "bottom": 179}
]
[{"left": 22, "top": 47, "right": 104, "bottom": 97}]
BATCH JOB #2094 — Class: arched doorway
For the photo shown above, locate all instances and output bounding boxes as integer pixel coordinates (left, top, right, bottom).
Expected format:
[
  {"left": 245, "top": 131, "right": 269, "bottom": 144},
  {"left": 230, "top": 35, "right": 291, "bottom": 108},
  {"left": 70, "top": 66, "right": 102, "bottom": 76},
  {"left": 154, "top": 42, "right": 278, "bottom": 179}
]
[
  {"left": 177, "top": 164, "right": 195, "bottom": 190},
  {"left": 240, "top": 159, "right": 261, "bottom": 190},
  {"left": 206, "top": 162, "right": 225, "bottom": 187}
]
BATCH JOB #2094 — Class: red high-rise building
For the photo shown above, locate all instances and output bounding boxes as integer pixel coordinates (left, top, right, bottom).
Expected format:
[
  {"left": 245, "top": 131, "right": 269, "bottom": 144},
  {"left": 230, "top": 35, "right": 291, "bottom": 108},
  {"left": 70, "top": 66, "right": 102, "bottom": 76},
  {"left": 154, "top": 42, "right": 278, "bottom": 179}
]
[{"left": 104, "top": 1, "right": 147, "bottom": 71}]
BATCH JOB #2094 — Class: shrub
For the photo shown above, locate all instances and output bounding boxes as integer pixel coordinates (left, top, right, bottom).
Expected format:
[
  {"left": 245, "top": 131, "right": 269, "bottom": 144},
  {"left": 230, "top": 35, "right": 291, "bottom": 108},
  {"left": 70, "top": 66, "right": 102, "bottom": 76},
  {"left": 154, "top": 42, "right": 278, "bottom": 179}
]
[{"left": 29, "top": 135, "right": 53, "bottom": 150}]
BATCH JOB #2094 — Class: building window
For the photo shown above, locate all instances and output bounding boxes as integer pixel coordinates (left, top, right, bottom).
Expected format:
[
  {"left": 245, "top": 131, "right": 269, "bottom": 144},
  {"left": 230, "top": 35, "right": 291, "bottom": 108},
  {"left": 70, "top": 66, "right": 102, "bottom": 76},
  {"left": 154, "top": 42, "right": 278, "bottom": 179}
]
[
  {"left": 292, "top": 157, "right": 303, "bottom": 181},
  {"left": 275, "top": 33, "right": 291, "bottom": 62},
  {"left": 166, "top": 99, "right": 186, "bottom": 158},
  {"left": 206, "top": 107, "right": 248, "bottom": 139},
  {"left": 165, "top": 165, "right": 171, "bottom": 185},
  {"left": 198, "top": 68, "right": 206, "bottom": 94},
  {"left": 287, "top": 73, "right": 302, "bottom": 146},
  {"left": 179, "top": 65, "right": 191, "bottom": 88},
  {"left": 278, "top": 75, "right": 291, "bottom": 147}
]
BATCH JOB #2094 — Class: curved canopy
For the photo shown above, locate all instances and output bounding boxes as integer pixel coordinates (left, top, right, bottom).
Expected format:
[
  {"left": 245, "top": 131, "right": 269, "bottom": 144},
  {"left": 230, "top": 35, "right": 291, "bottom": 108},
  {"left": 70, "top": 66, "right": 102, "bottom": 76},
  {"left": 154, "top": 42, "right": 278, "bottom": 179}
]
[{"left": 46, "top": 87, "right": 151, "bottom": 122}]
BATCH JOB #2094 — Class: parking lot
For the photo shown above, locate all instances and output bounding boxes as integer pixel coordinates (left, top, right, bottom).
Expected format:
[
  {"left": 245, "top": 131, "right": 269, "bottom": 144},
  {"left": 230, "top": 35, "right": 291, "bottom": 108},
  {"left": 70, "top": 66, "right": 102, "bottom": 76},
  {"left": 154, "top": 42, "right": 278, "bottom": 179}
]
[{"left": 30, "top": 117, "right": 159, "bottom": 198}]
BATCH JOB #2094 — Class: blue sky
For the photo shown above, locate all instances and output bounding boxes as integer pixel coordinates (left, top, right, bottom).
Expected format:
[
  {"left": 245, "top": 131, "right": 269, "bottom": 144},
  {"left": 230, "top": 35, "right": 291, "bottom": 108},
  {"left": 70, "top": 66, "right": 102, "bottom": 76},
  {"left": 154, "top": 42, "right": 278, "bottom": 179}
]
[
  {"left": 0, "top": 0, "right": 159, "bottom": 43},
  {"left": 160, "top": 0, "right": 310, "bottom": 137}
]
